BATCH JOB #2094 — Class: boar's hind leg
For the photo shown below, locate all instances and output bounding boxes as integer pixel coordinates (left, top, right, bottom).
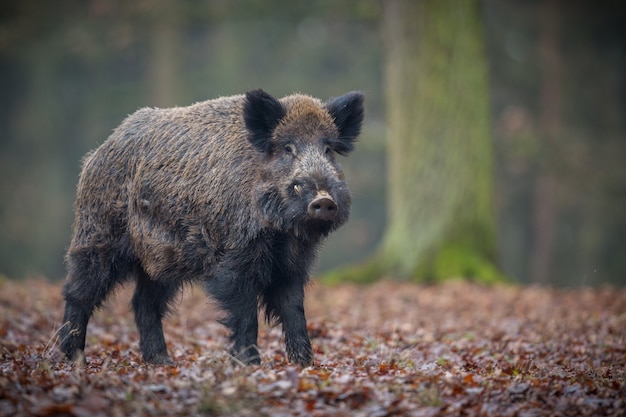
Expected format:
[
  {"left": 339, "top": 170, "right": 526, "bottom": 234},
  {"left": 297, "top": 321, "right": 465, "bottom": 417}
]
[
  {"left": 132, "top": 267, "right": 179, "bottom": 365},
  {"left": 60, "top": 247, "right": 129, "bottom": 361},
  {"left": 264, "top": 281, "right": 313, "bottom": 367}
]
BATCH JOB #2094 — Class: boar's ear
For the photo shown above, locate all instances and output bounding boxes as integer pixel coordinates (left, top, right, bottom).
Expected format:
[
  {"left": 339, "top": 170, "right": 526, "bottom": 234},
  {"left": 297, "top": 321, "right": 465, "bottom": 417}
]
[
  {"left": 244, "top": 89, "right": 286, "bottom": 153},
  {"left": 325, "top": 91, "right": 365, "bottom": 156}
]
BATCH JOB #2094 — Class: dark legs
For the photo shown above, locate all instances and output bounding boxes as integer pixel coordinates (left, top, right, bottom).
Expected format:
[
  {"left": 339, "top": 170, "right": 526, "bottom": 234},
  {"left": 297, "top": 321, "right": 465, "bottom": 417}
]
[
  {"left": 61, "top": 241, "right": 313, "bottom": 367},
  {"left": 264, "top": 281, "right": 313, "bottom": 367},
  {"left": 212, "top": 278, "right": 313, "bottom": 366},
  {"left": 131, "top": 267, "right": 179, "bottom": 365},
  {"left": 225, "top": 301, "right": 261, "bottom": 365},
  {"left": 59, "top": 297, "right": 94, "bottom": 361},
  {"left": 207, "top": 256, "right": 262, "bottom": 365},
  {"left": 60, "top": 248, "right": 128, "bottom": 361},
  {"left": 212, "top": 283, "right": 261, "bottom": 365},
  {"left": 282, "top": 304, "right": 313, "bottom": 367},
  {"left": 60, "top": 246, "right": 179, "bottom": 365},
  {"left": 206, "top": 239, "right": 314, "bottom": 367}
]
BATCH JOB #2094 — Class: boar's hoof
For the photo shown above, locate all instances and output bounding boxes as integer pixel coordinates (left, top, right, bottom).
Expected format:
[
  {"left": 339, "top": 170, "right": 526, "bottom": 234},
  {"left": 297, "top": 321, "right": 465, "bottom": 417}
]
[
  {"left": 231, "top": 345, "right": 262, "bottom": 366},
  {"left": 287, "top": 340, "right": 314, "bottom": 367},
  {"left": 64, "top": 349, "right": 87, "bottom": 366},
  {"left": 144, "top": 354, "right": 175, "bottom": 366},
  {"left": 308, "top": 195, "right": 337, "bottom": 221},
  {"left": 288, "top": 350, "right": 314, "bottom": 368}
]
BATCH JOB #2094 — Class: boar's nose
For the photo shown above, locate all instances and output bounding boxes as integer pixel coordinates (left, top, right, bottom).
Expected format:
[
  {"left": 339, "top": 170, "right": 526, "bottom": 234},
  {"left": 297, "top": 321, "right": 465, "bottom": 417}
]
[{"left": 308, "top": 193, "right": 338, "bottom": 221}]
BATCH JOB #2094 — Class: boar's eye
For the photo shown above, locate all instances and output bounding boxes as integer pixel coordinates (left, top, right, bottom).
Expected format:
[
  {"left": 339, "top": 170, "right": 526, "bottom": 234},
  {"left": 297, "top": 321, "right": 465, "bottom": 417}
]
[
  {"left": 324, "top": 145, "right": 332, "bottom": 156},
  {"left": 284, "top": 143, "right": 296, "bottom": 156}
]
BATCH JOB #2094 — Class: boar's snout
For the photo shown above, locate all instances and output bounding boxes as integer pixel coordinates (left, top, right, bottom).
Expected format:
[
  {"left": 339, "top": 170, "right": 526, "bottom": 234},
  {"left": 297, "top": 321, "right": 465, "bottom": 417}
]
[{"left": 307, "top": 192, "right": 338, "bottom": 221}]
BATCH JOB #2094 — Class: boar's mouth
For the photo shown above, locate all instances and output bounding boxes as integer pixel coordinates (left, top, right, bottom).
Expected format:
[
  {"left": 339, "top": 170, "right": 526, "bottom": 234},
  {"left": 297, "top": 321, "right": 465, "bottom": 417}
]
[
  {"left": 256, "top": 184, "right": 345, "bottom": 239},
  {"left": 296, "top": 217, "right": 336, "bottom": 239}
]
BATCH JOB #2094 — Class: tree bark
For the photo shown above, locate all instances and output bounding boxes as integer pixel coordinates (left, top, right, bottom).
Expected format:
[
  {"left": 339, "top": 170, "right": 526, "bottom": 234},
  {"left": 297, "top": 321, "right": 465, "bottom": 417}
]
[
  {"left": 530, "top": 0, "right": 561, "bottom": 284},
  {"left": 374, "top": 0, "right": 500, "bottom": 281}
]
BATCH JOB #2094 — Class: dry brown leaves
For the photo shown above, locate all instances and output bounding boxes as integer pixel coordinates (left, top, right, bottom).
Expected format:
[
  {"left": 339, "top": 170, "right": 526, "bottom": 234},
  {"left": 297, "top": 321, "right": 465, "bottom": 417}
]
[{"left": 0, "top": 279, "right": 625, "bottom": 416}]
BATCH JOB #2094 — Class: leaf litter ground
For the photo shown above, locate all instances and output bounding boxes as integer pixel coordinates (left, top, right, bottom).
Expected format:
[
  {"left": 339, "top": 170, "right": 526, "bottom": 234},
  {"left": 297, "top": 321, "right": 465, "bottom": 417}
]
[{"left": 0, "top": 279, "right": 625, "bottom": 416}]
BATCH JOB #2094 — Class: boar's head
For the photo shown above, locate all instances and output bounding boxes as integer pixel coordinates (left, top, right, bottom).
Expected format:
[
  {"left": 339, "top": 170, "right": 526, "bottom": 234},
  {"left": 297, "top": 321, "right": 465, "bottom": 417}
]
[{"left": 244, "top": 89, "right": 364, "bottom": 240}]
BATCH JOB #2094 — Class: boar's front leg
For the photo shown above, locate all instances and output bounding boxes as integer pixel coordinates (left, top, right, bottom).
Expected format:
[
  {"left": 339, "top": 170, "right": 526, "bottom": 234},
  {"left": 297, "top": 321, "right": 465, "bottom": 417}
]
[
  {"left": 208, "top": 259, "right": 262, "bottom": 365},
  {"left": 264, "top": 279, "right": 313, "bottom": 367},
  {"left": 223, "top": 301, "right": 260, "bottom": 365}
]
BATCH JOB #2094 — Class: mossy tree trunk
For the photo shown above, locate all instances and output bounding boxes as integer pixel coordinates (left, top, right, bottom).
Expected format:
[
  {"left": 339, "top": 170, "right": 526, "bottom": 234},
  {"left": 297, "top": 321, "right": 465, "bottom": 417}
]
[
  {"left": 380, "top": 0, "right": 500, "bottom": 282},
  {"left": 325, "top": 0, "right": 502, "bottom": 283},
  {"left": 529, "top": 0, "right": 561, "bottom": 284}
]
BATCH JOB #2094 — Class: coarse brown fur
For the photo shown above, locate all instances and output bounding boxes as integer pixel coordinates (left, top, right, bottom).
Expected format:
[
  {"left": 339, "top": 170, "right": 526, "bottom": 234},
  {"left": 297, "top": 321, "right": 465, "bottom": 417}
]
[{"left": 59, "top": 90, "right": 364, "bottom": 366}]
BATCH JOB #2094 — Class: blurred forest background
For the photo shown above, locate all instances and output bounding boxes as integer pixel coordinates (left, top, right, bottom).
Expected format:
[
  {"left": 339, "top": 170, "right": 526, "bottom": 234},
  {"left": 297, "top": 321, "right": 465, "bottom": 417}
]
[{"left": 0, "top": 0, "right": 624, "bottom": 286}]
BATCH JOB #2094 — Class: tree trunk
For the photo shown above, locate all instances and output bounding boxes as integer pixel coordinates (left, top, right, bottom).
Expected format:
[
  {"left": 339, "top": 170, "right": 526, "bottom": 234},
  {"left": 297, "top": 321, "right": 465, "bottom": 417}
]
[
  {"left": 529, "top": 0, "right": 561, "bottom": 284},
  {"left": 369, "top": 0, "right": 500, "bottom": 282}
]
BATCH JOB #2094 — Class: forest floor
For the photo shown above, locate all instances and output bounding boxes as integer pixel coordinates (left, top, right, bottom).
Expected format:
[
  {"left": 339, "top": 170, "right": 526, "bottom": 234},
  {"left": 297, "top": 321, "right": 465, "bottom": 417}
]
[{"left": 0, "top": 278, "right": 625, "bottom": 416}]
